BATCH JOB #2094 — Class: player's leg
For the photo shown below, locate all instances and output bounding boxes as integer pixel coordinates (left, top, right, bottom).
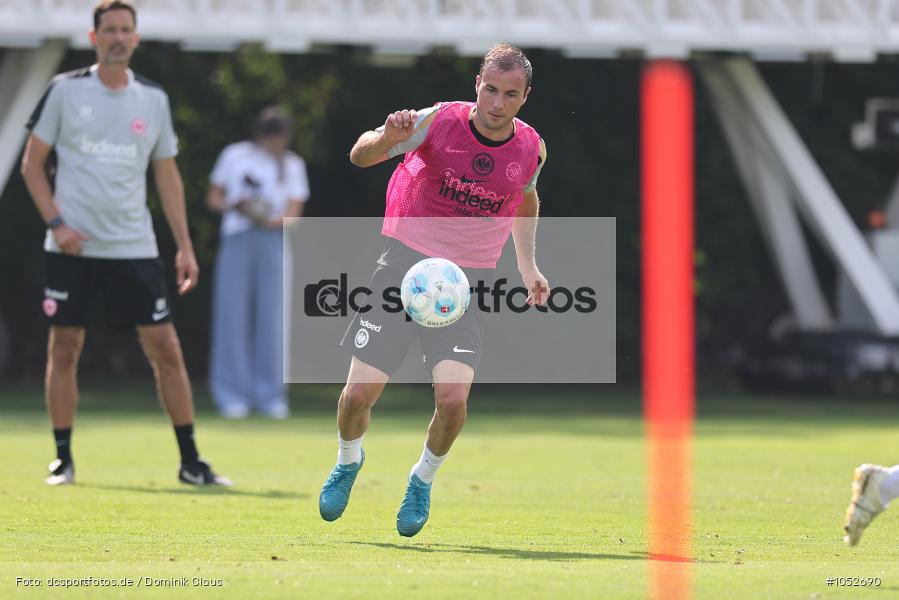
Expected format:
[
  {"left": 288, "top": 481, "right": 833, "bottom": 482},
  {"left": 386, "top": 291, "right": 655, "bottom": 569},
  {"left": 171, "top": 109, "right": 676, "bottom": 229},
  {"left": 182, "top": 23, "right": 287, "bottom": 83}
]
[
  {"left": 395, "top": 302, "right": 482, "bottom": 537},
  {"left": 103, "top": 257, "right": 231, "bottom": 486},
  {"left": 338, "top": 356, "right": 390, "bottom": 441},
  {"left": 427, "top": 361, "right": 475, "bottom": 454},
  {"left": 44, "top": 326, "right": 86, "bottom": 485},
  {"left": 320, "top": 262, "right": 413, "bottom": 521},
  {"left": 136, "top": 322, "right": 231, "bottom": 486},
  {"left": 46, "top": 326, "right": 85, "bottom": 428},
  {"left": 319, "top": 356, "right": 389, "bottom": 521},
  {"left": 136, "top": 323, "right": 194, "bottom": 424},
  {"left": 251, "top": 228, "right": 288, "bottom": 419},
  {"left": 209, "top": 231, "right": 254, "bottom": 418},
  {"left": 396, "top": 359, "right": 474, "bottom": 537},
  {"left": 42, "top": 252, "right": 97, "bottom": 486},
  {"left": 843, "top": 463, "right": 899, "bottom": 545}
]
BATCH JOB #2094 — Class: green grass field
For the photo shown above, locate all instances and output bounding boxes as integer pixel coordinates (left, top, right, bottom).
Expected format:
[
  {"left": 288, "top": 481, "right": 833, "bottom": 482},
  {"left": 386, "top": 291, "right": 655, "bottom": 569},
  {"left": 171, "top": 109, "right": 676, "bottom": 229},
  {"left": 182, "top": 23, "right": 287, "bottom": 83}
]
[{"left": 2, "top": 383, "right": 899, "bottom": 599}]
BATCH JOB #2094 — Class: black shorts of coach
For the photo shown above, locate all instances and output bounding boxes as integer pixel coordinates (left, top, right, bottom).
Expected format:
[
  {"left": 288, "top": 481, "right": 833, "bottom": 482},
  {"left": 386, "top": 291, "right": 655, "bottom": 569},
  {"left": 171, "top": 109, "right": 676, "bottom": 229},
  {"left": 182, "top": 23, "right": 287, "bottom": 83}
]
[
  {"left": 343, "top": 263, "right": 484, "bottom": 377},
  {"left": 42, "top": 252, "right": 173, "bottom": 328}
]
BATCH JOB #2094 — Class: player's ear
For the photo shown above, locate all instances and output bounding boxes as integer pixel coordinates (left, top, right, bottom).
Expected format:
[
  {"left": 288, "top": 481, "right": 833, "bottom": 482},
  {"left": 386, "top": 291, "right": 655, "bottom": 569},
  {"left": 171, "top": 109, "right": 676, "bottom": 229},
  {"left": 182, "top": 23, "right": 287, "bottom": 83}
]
[
  {"left": 88, "top": 30, "right": 97, "bottom": 48},
  {"left": 521, "top": 86, "right": 531, "bottom": 105},
  {"left": 134, "top": 32, "right": 141, "bottom": 48},
  {"left": 475, "top": 74, "right": 481, "bottom": 95}
]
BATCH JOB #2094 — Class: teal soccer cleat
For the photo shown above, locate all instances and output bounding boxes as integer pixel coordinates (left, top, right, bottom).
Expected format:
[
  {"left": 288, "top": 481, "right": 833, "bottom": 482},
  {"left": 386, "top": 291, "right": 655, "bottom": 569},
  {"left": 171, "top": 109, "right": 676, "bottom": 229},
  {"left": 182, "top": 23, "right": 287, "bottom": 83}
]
[
  {"left": 396, "top": 474, "right": 432, "bottom": 537},
  {"left": 319, "top": 450, "right": 365, "bottom": 522}
]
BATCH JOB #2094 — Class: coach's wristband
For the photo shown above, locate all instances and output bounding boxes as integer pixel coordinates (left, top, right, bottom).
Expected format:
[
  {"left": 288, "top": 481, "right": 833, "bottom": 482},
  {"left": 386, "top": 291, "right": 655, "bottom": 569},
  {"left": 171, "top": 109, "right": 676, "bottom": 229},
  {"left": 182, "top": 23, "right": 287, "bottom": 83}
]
[{"left": 47, "top": 216, "right": 65, "bottom": 230}]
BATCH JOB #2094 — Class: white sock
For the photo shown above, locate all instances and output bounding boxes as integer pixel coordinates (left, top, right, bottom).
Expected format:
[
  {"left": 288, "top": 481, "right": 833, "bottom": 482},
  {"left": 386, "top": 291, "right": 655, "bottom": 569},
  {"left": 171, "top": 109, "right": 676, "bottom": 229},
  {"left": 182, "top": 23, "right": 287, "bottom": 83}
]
[
  {"left": 410, "top": 444, "right": 446, "bottom": 484},
  {"left": 879, "top": 465, "right": 899, "bottom": 506},
  {"left": 337, "top": 433, "right": 363, "bottom": 465}
]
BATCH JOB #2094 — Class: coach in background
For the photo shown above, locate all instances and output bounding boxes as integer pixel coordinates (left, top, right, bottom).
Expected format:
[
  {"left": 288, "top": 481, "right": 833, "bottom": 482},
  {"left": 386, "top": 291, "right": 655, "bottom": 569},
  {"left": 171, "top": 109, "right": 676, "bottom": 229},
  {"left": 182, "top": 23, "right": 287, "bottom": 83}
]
[
  {"left": 20, "top": 0, "right": 231, "bottom": 486},
  {"left": 206, "top": 107, "right": 309, "bottom": 419}
]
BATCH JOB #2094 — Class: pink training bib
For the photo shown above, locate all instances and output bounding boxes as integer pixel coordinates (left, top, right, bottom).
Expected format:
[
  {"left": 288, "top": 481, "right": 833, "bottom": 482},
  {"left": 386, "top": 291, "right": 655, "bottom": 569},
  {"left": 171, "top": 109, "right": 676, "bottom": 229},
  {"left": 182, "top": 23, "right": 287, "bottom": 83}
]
[{"left": 381, "top": 101, "right": 541, "bottom": 268}]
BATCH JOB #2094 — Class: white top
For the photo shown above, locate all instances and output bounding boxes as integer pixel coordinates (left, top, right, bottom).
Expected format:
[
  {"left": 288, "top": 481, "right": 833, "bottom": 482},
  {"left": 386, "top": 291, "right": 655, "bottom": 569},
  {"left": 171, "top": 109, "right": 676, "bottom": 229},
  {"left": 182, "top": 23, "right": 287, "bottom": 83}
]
[{"left": 210, "top": 141, "right": 310, "bottom": 237}]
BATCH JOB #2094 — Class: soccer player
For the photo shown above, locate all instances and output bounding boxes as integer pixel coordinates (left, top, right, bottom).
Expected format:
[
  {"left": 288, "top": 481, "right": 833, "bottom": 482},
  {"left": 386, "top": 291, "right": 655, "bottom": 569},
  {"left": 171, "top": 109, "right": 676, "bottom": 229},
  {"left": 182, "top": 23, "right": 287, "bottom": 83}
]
[
  {"left": 318, "top": 43, "right": 548, "bottom": 536},
  {"left": 843, "top": 464, "right": 899, "bottom": 545},
  {"left": 19, "top": 0, "right": 231, "bottom": 486}
]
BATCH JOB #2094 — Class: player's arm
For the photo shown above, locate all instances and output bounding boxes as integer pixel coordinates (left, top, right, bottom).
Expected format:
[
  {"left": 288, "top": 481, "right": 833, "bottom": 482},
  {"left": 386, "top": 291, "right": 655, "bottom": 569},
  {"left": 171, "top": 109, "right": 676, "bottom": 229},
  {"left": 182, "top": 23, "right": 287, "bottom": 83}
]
[
  {"left": 152, "top": 157, "right": 199, "bottom": 295},
  {"left": 349, "top": 106, "right": 439, "bottom": 168},
  {"left": 513, "top": 188, "right": 539, "bottom": 268},
  {"left": 349, "top": 109, "right": 418, "bottom": 168},
  {"left": 512, "top": 138, "right": 549, "bottom": 306},
  {"left": 513, "top": 189, "right": 549, "bottom": 307},
  {"left": 20, "top": 134, "right": 89, "bottom": 255}
]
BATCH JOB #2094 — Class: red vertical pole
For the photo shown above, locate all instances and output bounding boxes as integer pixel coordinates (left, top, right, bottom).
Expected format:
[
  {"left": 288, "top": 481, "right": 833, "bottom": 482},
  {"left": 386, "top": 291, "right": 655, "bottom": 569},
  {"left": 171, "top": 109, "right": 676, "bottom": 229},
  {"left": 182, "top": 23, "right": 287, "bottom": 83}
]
[{"left": 641, "top": 60, "right": 695, "bottom": 600}]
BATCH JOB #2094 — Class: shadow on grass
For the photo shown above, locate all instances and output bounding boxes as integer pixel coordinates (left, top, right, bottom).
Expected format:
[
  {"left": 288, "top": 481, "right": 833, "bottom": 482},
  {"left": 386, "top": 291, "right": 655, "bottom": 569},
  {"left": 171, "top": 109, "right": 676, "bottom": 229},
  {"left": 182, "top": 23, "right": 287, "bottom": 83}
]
[
  {"left": 628, "top": 550, "right": 723, "bottom": 564},
  {"left": 79, "top": 482, "right": 307, "bottom": 500},
  {"left": 349, "top": 541, "right": 642, "bottom": 561}
]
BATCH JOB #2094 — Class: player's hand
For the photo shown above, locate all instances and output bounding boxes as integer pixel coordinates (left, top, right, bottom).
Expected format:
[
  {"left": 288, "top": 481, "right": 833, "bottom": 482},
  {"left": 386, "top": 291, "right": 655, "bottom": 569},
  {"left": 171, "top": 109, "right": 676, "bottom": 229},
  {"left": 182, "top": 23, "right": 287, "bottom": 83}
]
[
  {"left": 381, "top": 109, "right": 418, "bottom": 145},
  {"left": 52, "top": 225, "right": 89, "bottom": 256},
  {"left": 520, "top": 267, "right": 549, "bottom": 307},
  {"left": 175, "top": 247, "right": 199, "bottom": 295}
]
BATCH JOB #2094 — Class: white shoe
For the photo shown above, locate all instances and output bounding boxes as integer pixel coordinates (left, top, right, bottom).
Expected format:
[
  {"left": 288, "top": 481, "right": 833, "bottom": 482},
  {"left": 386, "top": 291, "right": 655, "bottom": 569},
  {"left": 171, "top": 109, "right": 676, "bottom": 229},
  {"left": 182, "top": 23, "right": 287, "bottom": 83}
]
[
  {"left": 843, "top": 464, "right": 888, "bottom": 546},
  {"left": 45, "top": 459, "right": 74, "bottom": 486}
]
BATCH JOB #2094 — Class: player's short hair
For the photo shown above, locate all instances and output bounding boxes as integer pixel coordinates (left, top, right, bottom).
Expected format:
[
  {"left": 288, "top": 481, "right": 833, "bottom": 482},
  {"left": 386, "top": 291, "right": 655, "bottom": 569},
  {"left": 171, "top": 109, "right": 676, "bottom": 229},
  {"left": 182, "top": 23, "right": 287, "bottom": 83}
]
[
  {"left": 93, "top": 1, "right": 137, "bottom": 30},
  {"left": 255, "top": 106, "right": 293, "bottom": 139},
  {"left": 480, "top": 43, "right": 532, "bottom": 88}
]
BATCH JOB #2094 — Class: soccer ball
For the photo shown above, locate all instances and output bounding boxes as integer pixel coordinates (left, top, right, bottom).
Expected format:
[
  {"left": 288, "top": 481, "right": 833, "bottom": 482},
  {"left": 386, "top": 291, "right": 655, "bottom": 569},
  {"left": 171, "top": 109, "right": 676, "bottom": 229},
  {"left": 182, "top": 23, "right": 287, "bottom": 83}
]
[{"left": 400, "top": 258, "right": 471, "bottom": 328}]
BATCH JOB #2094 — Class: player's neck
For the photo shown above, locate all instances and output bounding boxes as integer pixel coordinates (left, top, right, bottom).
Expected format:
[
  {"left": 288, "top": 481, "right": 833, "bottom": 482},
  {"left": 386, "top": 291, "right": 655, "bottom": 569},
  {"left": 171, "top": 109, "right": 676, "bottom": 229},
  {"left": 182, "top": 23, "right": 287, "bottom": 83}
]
[
  {"left": 470, "top": 109, "right": 514, "bottom": 142},
  {"left": 96, "top": 63, "right": 130, "bottom": 90}
]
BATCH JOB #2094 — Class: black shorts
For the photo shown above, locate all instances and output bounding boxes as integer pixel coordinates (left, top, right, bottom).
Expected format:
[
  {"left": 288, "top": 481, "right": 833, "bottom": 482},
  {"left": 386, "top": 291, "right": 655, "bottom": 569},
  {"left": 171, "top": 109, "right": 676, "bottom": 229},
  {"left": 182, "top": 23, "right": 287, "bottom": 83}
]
[
  {"left": 343, "top": 241, "right": 487, "bottom": 377},
  {"left": 43, "top": 252, "right": 173, "bottom": 328}
]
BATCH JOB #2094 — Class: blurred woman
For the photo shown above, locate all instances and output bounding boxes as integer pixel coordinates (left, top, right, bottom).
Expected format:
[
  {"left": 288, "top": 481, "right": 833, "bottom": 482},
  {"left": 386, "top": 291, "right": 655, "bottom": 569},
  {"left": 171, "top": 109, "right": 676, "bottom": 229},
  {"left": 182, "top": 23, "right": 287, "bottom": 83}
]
[{"left": 207, "top": 107, "right": 309, "bottom": 418}]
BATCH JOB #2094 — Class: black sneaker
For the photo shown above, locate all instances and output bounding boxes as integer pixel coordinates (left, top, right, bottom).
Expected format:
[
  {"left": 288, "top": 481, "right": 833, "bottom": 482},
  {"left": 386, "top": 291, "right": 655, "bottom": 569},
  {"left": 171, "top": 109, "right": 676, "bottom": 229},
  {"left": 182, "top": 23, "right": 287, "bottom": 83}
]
[
  {"left": 178, "top": 459, "right": 233, "bottom": 486},
  {"left": 45, "top": 458, "right": 75, "bottom": 486}
]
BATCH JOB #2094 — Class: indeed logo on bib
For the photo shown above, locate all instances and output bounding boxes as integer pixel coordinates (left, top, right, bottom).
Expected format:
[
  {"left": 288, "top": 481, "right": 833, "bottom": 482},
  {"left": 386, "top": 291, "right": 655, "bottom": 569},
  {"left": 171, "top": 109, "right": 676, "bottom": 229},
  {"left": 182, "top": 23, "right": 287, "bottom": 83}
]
[
  {"left": 79, "top": 136, "right": 138, "bottom": 162},
  {"left": 438, "top": 176, "right": 509, "bottom": 215}
]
